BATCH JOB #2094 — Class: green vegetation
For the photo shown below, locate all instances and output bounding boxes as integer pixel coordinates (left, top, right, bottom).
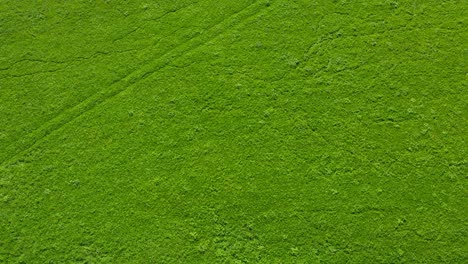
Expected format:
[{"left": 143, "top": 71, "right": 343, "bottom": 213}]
[{"left": 1, "top": 0, "right": 466, "bottom": 262}]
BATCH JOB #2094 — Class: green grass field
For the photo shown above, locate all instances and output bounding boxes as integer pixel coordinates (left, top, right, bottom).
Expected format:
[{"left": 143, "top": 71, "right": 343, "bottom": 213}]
[{"left": 0, "top": 0, "right": 467, "bottom": 263}]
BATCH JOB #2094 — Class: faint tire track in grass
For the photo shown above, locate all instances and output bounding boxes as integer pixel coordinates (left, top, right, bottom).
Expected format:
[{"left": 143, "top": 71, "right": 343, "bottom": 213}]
[
  {"left": 0, "top": 1, "right": 212, "bottom": 152},
  {"left": 0, "top": 0, "right": 255, "bottom": 159},
  {"left": 0, "top": 0, "right": 272, "bottom": 167}
]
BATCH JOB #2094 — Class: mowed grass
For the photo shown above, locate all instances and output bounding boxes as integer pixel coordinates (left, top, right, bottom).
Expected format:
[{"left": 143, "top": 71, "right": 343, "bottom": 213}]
[{"left": 0, "top": 0, "right": 467, "bottom": 263}]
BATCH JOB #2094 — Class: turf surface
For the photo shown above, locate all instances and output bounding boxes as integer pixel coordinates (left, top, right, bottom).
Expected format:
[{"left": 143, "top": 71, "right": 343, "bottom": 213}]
[{"left": 0, "top": 0, "right": 467, "bottom": 263}]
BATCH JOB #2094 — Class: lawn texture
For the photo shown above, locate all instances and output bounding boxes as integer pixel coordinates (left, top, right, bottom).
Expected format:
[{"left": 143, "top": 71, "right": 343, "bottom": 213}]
[{"left": 0, "top": 0, "right": 467, "bottom": 263}]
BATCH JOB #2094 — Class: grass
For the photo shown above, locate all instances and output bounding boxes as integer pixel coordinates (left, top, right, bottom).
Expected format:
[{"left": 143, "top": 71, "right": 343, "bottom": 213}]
[{"left": 0, "top": 0, "right": 467, "bottom": 263}]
